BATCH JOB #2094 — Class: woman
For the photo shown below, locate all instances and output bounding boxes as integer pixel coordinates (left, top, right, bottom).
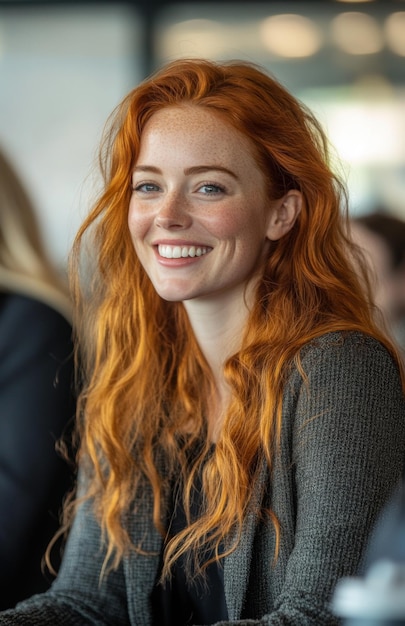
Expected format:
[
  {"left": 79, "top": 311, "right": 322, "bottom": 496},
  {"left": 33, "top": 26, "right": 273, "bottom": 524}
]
[
  {"left": 1, "top": 58, "right": 404, "bottom": 625},
  {"left": 0, "top": 147, "right": 75, "bottom": 609},
  {"left": 351, "top": 211, "right": 405, "bottom": 358}
]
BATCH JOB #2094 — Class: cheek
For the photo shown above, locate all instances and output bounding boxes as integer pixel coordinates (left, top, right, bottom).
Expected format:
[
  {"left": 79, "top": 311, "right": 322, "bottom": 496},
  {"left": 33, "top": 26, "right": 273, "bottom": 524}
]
[
  {"left": 128, "top": 203, "right": 148, "bottom": 240},
  {"left": 204, "top": 203, "right": 254, "bottom": 238}
]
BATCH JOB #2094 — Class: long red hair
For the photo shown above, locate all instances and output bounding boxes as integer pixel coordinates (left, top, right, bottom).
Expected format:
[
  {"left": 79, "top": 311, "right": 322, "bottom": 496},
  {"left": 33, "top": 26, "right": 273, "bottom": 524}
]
[{"left": 67, "top": 58, "right": 404, "bottom": 578}]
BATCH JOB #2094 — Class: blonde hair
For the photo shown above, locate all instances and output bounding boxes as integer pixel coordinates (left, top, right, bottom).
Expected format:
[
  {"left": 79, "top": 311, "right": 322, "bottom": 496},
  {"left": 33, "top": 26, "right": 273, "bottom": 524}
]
[
  {"left": 0, "top": 147, "right": 71, "bottom": 321},
  {"left": 69, "top": 58, "right": 404, "bottom": 579}
]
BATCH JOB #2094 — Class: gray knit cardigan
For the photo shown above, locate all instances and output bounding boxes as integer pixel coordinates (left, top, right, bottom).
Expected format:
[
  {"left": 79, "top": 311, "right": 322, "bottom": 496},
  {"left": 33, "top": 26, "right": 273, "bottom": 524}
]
[{"left": 1, "top": 332, "right": 404, "bottom": 625}]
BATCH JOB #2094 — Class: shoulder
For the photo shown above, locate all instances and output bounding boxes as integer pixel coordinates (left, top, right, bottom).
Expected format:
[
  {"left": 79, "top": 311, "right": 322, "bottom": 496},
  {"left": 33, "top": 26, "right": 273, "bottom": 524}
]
[
  {"left": 300, "top": 330, "right": 398, "bottom": 374},
  {"left": 0, "top": 292, "right": 71, "bottom": 332},
  {"left": 0, "top": 292, "right": 73, "bottom": 361},
  {"left": 284, "top": 331, "right": 405, "bottom": 465},
  {"left": 285, "top": 330, "right": 404, "bottom": 419},
  {"left": 303, "top": 329, "right": 390, "bottom": 353}
]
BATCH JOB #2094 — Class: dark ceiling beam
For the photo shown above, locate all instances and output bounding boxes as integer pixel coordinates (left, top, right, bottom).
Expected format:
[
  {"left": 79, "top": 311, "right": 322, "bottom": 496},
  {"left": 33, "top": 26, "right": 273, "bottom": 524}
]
[
  {"left": 0, "top": 0, "right": 396, "bottom": 4},
  {"left": 0, "top": 0, "right": 402, "bottom": 78}
]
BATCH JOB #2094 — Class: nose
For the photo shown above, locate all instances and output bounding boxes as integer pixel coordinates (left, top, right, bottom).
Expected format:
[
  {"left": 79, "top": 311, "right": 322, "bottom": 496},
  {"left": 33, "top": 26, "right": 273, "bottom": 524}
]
[{"left": 154, "top": 192, "right": 192, "bottom": 230}]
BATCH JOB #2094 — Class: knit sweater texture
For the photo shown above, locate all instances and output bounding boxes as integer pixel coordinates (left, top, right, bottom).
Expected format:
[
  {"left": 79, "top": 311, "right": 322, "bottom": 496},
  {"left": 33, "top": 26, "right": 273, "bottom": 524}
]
[{"left": 1, "top": 331, "right": 404, "bottom": 625}]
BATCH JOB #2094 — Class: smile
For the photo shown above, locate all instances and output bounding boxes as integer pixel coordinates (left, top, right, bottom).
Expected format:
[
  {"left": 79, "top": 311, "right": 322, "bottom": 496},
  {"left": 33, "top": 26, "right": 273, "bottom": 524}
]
[{"left": 157, "top": 245, "right": 210, "bottom": 259}]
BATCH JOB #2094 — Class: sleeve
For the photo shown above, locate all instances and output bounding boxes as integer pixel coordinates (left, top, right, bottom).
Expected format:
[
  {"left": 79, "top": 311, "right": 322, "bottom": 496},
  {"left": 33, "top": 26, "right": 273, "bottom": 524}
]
[
  {"left": 0, "top": 295, "right": 76, "bottom": 604},
  {"left": 217, "top": 333, "right": 405, "bottom": 625},
  {"left": 272, "top": 334, "right": 405, "bottom": 626},
  {"left": 0, "top": 475, "right": 130, "bottom": 625},
  {"left": 283, "top": 334, "right": 405, "bottom": 607}
]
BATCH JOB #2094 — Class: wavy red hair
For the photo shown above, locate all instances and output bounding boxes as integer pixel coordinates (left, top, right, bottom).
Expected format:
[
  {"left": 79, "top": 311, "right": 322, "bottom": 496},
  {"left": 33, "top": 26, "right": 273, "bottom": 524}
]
[{"left": 67, "top": 58, "right": 404, "bottom": 578}]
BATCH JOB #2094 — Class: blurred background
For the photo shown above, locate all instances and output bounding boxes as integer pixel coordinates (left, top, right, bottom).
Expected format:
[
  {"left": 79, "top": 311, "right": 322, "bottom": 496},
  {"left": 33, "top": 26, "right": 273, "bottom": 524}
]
[{"left": 0, "top": 0, "right": 404, "bottom": 272}]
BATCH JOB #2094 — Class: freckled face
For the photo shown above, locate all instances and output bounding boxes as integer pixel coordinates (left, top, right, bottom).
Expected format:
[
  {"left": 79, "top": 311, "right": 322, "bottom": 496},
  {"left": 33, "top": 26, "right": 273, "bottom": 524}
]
[{"left": 128, "top": 105, "right": 272, "bottom": 304}]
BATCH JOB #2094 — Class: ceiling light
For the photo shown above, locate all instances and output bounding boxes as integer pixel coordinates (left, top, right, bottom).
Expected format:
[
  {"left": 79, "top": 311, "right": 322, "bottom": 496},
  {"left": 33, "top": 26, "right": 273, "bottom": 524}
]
[
  {"left": 384, "top": 12, "right": 405, "bottom": 56},
  {"left": 331, "top": 12, "right": 384, "bottom": 55},
  {"left": 260, "top": 14, "right": 322, "bottom": 58},
  {"left": 158, "top": 19, "right": 224, "bottom": 59}
]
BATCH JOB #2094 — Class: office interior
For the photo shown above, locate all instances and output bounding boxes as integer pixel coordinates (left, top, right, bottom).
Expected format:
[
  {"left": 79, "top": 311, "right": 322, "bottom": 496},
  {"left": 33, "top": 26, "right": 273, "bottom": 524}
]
[{"left": 0, "top": 0, "right": 404, "bottom": 269}]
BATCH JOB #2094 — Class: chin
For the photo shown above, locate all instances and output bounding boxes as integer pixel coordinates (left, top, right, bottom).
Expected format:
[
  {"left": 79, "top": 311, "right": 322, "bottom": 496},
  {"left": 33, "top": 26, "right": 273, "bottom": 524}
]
[
  {"left": 152, "top": 281, "right": 198, "bottom": 303},
  {"left": 158, "top": 294, "right": 184, "bottom": 303},
  {"left": 153, "top": 287, "right": 188, "bottom": 303}
]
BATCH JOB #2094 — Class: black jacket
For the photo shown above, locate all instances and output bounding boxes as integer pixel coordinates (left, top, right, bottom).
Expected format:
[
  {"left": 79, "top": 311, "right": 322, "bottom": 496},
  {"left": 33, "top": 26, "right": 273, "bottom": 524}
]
[{"left": 0, "top": 292, "right": 76, "bottom": 609}]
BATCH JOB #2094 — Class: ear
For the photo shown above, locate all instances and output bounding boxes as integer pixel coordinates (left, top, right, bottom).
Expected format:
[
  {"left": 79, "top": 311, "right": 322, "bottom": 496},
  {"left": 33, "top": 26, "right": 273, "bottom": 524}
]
[{"left": 266, "top": 190, "right": 302, "bottom": 242}]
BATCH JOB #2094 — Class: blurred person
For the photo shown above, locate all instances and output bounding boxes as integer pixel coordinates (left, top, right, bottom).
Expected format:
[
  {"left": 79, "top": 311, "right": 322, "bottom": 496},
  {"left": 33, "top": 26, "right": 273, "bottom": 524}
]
[
  {"left": 0, "top": 147, "right": 76, "bottom": 609},
  {"left": 0, "top": 58, "right": 404, "bottom": 625},
  {"left": 351, "top": 211, "right": 405, "bottom": 356}
]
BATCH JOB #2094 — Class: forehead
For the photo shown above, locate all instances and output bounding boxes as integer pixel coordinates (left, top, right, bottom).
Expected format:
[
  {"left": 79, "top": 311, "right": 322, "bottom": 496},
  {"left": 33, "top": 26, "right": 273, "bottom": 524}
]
[{"left": 138, "top": 105, "right": 259, "bottom": 166}]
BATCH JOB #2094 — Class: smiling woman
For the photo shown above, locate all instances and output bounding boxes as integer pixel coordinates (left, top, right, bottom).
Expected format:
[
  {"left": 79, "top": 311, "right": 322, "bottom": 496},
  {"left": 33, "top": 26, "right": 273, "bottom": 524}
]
[
  {"left": 0, "top": 57, "right": 404, "bottom": 626},
  {"left": 128, "top": 105, "right": 299, "bottom": 306}
]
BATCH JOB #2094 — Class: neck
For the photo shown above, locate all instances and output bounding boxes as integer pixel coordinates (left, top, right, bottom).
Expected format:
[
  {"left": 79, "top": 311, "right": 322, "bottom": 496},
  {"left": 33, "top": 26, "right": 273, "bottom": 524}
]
[
  {"left": 183, "top": 284, "right": 253, "bottom": 398},
  {"left": 182, "top": 281, "right": 259, "bottom": 440}
]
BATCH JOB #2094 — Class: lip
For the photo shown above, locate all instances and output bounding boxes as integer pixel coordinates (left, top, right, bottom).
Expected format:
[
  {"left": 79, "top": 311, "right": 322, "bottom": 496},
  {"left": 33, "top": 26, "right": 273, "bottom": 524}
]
[{"left": 152, "top": 239, "right": 212, "bottom": 247}]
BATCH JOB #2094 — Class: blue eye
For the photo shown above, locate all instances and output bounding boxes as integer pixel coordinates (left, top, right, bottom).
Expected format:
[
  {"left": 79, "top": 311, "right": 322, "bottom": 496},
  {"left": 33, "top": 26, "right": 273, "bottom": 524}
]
[
  {"left": 199, "top": 184, "right": 224, "bottom": 194},
  {"left": 133, "top": 182, "right": 160, "bottom": 193},
  {"left": 137, "top": 183, "right": 159, "bottom": 192}
]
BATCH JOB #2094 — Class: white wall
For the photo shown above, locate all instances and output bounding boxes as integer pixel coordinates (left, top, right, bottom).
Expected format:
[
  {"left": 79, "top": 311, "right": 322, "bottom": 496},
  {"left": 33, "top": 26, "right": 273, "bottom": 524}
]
[{"left": 0, "top": 4, "right": 141, "bottom": 270}]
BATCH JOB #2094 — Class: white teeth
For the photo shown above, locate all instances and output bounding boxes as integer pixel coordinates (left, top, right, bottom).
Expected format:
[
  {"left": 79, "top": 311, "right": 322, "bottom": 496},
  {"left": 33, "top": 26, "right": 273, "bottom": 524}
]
[{"left": 158, "top": 244, "right": 209, "bottom": 259}]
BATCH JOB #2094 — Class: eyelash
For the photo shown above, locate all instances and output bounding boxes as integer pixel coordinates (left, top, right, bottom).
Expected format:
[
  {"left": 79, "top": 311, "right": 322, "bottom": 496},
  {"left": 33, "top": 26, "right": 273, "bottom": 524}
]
[
  {"left": 130, "top": 181, "right": 227, "bottom": 194},
  {"left": 198, "top": 182, "right": 226, "bottom": 194},
  {"left": 131, "top": 182, "right": 161, "bottom": 194}
]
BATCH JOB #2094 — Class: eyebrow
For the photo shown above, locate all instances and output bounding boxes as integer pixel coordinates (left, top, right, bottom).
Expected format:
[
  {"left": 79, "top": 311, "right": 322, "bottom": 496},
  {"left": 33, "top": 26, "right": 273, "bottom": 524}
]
[
  {"left": 132, "top": 164, "right": 239, "bottom": 179},
  {"left": 184, "top": 165, "right": 239, "bottom": 179}
]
